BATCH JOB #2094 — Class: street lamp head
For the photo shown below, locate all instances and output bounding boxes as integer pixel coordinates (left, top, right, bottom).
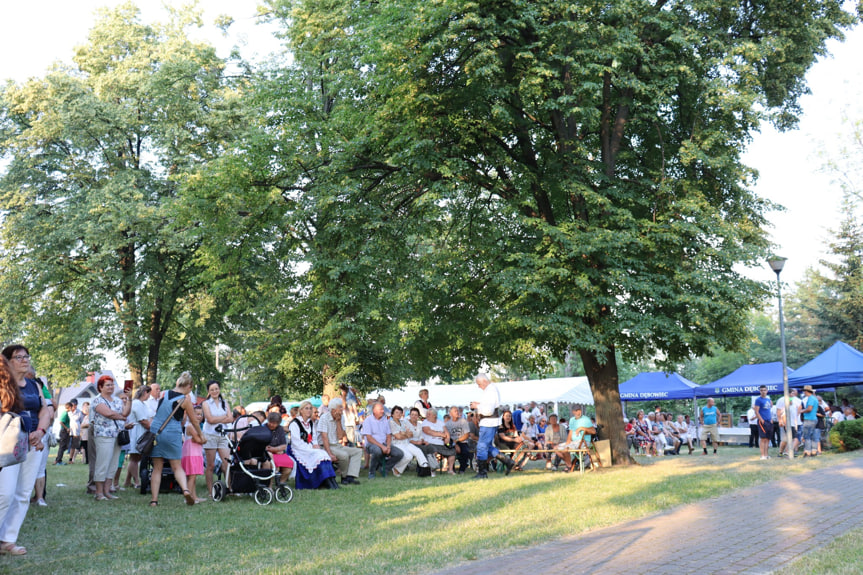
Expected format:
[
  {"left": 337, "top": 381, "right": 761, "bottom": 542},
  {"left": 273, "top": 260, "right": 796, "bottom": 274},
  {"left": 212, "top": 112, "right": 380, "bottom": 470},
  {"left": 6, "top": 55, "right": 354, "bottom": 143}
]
[{"left": 768, "top": 256, "right": 787, "bottom": 275}]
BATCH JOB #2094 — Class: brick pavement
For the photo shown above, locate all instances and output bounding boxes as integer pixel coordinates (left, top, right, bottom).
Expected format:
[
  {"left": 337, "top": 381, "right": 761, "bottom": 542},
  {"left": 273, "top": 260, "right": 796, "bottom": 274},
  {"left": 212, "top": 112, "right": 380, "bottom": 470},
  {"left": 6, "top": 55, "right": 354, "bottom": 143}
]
[{"left": 430, "top": 456, "right": 863, "bottom": 575}]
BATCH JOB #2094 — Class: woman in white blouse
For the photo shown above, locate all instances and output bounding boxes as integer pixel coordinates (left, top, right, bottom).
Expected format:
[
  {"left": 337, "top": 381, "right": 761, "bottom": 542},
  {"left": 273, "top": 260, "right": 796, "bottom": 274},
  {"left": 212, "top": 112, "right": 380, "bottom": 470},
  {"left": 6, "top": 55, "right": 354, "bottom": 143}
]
[
  {"left": 388, "top": 406, "right": 427, "bottom": 476},
  {"left": 123, "top": 385, "right": 151, "bottom": 489},
  {"left": 202, "top": 380, "right": 233, "bottom": 497}
]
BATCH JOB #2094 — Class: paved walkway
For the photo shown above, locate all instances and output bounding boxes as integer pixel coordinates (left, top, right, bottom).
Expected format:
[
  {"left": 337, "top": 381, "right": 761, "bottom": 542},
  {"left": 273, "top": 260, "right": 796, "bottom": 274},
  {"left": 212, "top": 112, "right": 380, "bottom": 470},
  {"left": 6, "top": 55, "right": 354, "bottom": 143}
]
[{"left": 431, "top": 456, "right": 863, "bottom": 575}]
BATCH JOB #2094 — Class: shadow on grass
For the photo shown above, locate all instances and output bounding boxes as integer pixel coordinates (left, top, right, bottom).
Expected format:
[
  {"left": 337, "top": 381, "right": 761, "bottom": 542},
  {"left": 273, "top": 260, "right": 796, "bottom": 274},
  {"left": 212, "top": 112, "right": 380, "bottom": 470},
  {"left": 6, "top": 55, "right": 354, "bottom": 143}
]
[{"left": 6, "top": 448, "right": 862, "bottom": 575}]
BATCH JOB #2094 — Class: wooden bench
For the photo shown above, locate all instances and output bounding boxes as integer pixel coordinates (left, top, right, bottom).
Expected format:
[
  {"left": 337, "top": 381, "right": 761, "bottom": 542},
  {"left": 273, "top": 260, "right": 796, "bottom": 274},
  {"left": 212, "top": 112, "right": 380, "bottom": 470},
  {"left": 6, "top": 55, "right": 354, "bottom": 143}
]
[{"left": 498, "top": 440, "right": 600, "bottom": 474}]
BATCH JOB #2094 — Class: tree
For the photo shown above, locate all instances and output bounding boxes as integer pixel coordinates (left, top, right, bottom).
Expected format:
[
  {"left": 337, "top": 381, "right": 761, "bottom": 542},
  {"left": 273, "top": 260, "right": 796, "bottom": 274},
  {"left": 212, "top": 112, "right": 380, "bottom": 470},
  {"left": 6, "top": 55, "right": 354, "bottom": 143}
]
[
  {"left": 0, "top": 4, "right": 243, "bottom": 386},
  {"left": 810, "top": 200, "right": 863, "bottom": 349},
  {"left": 260, "top": 0, "right": 856, "bottom": 464}
]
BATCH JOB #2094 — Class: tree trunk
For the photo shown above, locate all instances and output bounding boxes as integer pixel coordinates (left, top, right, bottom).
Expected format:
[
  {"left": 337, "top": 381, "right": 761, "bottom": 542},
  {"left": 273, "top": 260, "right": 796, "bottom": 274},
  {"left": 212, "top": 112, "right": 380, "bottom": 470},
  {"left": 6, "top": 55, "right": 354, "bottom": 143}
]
[
  {"left": 579, "top": 347, "right": 634, "bottom": 466},
  {"left": 146, "top": 307, "right": 163, "bottom": 387}
]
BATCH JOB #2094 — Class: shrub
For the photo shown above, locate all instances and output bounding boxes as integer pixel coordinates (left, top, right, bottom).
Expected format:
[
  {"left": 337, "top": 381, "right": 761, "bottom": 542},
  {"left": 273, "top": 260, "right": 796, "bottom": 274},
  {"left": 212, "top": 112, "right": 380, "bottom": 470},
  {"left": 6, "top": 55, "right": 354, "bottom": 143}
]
[{"left": 829, "top": 419, "right": 863, "bottom": 452}]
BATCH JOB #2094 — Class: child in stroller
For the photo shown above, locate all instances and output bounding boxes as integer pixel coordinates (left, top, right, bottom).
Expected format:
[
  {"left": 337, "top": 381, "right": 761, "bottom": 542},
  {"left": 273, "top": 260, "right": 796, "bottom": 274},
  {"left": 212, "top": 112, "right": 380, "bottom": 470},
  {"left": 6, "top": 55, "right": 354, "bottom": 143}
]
[{"left": 211, "top": 412, "right": 293, "bottom": 505}]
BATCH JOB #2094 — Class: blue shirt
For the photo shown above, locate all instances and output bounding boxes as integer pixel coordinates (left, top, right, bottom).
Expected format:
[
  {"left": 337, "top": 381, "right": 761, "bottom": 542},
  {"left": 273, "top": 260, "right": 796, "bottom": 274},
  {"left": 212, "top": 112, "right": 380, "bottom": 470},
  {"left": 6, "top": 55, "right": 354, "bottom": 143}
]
[
  {"left": 568, "top": 415, "right": 594, "bottom": 446},
  {"left": 754, "top": 396, "right": 772, "bottom": 422},
  {"left": 19, "top": 378, "right": 41, "bottom": 433},
  {"left": 513, "top": 409, "right": 523, "bottom": 431},
  {"left": 701, "top": 405, "right": 718, "bottom": 426},
  {"left": 802, "top": 395, "right": 819, "bottom": 421}
]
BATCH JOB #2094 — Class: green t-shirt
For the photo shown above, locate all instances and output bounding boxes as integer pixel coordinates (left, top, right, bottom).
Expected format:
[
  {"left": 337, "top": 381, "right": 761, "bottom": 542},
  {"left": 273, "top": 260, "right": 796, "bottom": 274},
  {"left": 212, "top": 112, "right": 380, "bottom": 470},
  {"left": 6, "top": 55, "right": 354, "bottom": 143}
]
[{"left": 60, "top": 411, "right": 70, "bottom": 429}]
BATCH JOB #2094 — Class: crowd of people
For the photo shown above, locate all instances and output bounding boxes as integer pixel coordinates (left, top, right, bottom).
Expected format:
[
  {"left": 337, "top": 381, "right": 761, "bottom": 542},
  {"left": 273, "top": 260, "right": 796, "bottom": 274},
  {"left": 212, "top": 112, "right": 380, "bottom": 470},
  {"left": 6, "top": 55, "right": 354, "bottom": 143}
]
[
  {"left": 17, "top": 345, "right": 857, "bottom": 558},
  {"left": 626, "top": 384, "right": 848, "bottom": 460}
]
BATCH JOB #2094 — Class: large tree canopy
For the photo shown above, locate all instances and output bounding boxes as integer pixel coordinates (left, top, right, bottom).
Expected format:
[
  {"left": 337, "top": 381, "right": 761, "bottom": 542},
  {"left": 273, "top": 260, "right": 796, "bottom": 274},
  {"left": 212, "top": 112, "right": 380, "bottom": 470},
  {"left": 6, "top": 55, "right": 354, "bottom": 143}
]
[
  {"left": 239, "top": 0, "right": 855, "bottom": 462},
  {"left": 0, "top": 4, "right": 245, "bottom": 386}
]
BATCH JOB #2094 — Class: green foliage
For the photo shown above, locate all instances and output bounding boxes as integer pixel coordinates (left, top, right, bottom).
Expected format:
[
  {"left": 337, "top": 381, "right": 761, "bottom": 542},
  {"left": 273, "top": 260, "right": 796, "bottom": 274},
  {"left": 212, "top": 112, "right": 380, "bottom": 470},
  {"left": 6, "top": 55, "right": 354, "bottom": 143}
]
[
  {"left": 0, "top": 4, "right": 245, "bottom": 385},
  {"left": 204, "top": 0, "right": 857, "bottom": 454},
  {"left": 811, "top": 199, "right": 863, "bottom": 349},
  {"left": 829, "top": 419, "right": 863, "bottom": 452}
]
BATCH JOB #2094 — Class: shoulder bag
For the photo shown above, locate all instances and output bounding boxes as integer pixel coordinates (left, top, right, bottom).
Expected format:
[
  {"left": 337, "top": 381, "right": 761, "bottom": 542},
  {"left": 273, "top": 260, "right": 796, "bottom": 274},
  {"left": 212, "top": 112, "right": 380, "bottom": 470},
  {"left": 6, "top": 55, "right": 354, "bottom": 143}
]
[
  {"left": 0, "top": 412, "right": 30, "bottom": 468},
  {"left": 136, "top": 395, "right": 184, "bottom": 456}
]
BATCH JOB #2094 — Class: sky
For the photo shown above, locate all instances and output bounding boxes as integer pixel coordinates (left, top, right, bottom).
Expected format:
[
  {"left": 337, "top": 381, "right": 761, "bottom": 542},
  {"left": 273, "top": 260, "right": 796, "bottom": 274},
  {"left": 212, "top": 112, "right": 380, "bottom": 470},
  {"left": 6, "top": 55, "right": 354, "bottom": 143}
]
[{"left": 0, "top": 2, "right": 861, "bottom": 376}]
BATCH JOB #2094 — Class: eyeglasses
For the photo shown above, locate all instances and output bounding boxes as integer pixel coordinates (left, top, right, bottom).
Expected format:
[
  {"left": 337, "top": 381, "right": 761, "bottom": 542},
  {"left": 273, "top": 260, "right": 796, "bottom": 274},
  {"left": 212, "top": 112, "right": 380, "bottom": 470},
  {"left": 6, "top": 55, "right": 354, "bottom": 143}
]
[{"left": 11, "top": 355, "right": 31, "bottom": 362}]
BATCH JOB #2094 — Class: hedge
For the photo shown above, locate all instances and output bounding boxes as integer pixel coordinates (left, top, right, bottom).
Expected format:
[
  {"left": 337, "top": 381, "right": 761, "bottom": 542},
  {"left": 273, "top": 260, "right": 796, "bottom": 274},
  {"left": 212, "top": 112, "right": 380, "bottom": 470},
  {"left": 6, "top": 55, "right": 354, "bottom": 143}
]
[{"left": 829, "top": 419, "right": 863, "bottom": 452}]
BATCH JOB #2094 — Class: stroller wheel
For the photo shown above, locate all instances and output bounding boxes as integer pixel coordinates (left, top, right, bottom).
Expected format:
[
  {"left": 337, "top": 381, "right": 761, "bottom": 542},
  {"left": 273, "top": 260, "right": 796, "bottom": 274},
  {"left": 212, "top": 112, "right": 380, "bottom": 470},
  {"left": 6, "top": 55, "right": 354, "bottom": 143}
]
[
  {"left": 275, "top": 484, "right": 293, "bottom": 504},
  {"left": 212, "top": 480, "right": 227, "bottom": 502},
  {"left": 254, "top": 486, "right": 274, "bottom": 506}
]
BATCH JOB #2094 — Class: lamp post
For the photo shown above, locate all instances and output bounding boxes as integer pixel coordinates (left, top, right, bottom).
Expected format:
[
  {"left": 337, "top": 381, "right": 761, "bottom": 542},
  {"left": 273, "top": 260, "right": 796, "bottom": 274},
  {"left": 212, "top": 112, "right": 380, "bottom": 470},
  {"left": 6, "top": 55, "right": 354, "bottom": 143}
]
[{"left": 769, "top": 256, "right": 793, "bottom": 460}]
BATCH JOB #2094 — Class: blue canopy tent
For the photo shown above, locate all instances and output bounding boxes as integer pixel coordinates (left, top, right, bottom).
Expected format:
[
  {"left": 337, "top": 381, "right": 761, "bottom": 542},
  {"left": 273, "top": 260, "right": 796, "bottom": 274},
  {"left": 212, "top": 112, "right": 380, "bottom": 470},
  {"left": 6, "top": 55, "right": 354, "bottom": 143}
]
[
  {"left": 695, "top": 362, "right": 792, "bottom": 397},
  {"left": 788, "top": 341, "right": 863, "bottom": 389},
  {"left": 618, "top": 372, "right": 699, "bottom": 401}
]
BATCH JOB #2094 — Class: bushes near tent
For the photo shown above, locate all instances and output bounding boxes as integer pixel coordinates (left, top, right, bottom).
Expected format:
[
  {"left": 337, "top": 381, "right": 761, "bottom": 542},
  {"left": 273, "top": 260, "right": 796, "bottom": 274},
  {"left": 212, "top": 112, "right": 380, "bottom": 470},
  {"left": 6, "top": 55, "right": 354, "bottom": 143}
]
[{"left": 829, "top": 420, "right": 863, "bottom": 451}]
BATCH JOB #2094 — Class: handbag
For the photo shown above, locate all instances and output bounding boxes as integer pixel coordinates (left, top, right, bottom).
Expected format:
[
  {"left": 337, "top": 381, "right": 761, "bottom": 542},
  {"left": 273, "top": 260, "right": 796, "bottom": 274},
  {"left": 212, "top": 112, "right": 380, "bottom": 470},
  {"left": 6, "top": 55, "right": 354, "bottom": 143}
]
[
  {"left": 136, "top": 396, "right": 184, "bottom": 456},
  {"left": 117, "top": 428, "right": 131, "bottom": 447},
  {"left": 0, "top": 412, "right": 30, "bottom": 468},
  {"left": 46, "top": 426, "right": 59, "bottom": 448}
]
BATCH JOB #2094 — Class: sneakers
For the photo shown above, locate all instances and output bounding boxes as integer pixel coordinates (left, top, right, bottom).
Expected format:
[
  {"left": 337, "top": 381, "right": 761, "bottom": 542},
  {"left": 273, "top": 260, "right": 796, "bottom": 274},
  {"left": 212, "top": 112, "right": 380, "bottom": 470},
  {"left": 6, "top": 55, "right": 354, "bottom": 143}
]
[{"left": 36, "top": 499, "right": 47, "bottom": 507}]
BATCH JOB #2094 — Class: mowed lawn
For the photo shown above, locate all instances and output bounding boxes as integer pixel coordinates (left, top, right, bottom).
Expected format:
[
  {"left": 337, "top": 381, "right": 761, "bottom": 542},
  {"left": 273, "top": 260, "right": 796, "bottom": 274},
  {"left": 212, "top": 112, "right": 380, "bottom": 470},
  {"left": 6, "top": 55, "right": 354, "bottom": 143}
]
[{"left": 4, "top": 447, "right": 860, "bottom": 575}]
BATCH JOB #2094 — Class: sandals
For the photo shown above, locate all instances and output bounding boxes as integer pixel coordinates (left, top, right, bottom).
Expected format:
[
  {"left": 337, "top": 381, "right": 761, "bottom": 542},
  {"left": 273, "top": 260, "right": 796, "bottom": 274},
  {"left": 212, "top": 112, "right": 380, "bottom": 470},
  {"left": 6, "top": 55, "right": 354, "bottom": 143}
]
[
  {"left": 94, "top": 495, "right": 108, "bottom": 501},
  {"left": 0, "top": 542, "right": 26, "bottom": 556},
  {"left": 149, "top": 500, "right": 159, "bottom": 507},
  {"left": 183, "top": 490, "right": 195, "bottom": 506},
  {"left": 105, "top": 493, "right": 119, "bottom": 500}
]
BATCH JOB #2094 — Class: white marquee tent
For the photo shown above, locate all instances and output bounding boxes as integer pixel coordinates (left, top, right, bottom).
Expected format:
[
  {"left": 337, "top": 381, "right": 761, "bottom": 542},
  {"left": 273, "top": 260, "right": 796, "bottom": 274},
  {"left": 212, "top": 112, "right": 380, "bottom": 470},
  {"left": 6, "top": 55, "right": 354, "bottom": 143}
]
[{"left": 369, "top": 376, "right": 593, "bottom": 414}]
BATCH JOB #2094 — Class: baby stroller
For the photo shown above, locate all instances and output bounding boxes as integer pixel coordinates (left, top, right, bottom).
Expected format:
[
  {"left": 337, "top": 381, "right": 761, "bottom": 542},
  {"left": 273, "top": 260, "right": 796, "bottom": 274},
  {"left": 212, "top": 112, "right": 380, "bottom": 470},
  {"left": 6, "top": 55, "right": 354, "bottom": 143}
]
[
  {"left": 211, "top": 419, "right": 293, "bottom": 506},
  {"left": 139, "top": 454, "right": 181, "bottom": 495}
]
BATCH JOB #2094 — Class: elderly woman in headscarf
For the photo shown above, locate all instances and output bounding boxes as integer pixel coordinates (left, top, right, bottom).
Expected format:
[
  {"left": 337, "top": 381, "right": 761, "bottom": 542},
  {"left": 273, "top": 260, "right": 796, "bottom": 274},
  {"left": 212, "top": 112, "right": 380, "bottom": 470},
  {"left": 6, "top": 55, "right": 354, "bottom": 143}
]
[{"left": 288, "top": 400, "right": 339, "bottom": 489}]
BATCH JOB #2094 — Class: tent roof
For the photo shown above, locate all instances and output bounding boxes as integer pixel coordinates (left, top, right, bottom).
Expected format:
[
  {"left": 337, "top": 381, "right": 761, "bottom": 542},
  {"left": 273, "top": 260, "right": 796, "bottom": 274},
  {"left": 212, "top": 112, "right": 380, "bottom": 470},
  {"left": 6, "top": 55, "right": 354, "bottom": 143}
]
[
  {"left": 370, "top": 377, "right": 593, "bottom": 409},
  {"left": 788, "top": 341, "right": 863, "bottom": 388},
  {"left": 619, "top": 372, "right": 698, "bottom": 401},
  {"left": 695, "top": 362, "right": 792, "bottom": 397}
]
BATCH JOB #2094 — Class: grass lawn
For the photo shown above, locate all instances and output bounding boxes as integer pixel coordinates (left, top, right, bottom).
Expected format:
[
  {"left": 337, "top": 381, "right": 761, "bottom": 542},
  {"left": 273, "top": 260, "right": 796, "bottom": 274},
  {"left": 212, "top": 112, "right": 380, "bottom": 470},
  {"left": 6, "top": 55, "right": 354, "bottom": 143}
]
[
  {"left": 785, "top": 525, "right": 863, "bottom": 574},
  {"left": 3, "top": 447, "right": 860, "bottom": 574}
]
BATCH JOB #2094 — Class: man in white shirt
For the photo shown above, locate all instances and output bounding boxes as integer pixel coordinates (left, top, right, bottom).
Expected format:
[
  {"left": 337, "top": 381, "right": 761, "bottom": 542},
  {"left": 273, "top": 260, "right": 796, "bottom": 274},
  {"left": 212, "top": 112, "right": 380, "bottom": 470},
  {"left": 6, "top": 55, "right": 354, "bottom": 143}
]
[
  {"left": 317, "top": 398, "right": 363, "bottom": 485},
  {"left": 145, "top": 382, "right": 162, "bottom": 418},
  {"left": 746, "top": 407, "right": 758, "bottom": 448},
  {"left": 469, "top": 373, "right": 514, "bottom": 478},
  {"left": 776, "top": 390, "right": 801, "bottom": 456}
]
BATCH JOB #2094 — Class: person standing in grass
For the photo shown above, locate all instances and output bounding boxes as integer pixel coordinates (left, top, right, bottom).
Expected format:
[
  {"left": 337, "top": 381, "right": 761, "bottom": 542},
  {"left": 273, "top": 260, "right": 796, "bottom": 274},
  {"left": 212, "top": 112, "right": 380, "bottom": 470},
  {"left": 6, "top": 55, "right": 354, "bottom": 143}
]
[
  {"left": 54, "top": 403, "right": 72, "bottom": 465},
  {"left": 800, "top": 385, "right": 819, "bottom": 457},
  {"left": 699, "top": 398, "right": 721, "bottom": 455},
  {"left": 91, "top": 375, "right": 131, "bottom": 501},
  {"left": 754, "top": 385, "right": 773, "bottom": 460},
  {"left": 181, "top": 408, "right": 206, "bottom": 503},
  {"left": 68, "top": 400, "right": 83, "bottom": 464},
  {"left": 148, "top": 372, "right": 206, "bottom": 506},
  {"left": 123, "top": 385, "right": 151, "bottom": 489},
  {"left": 470, "top": 373, "right": 513, "bottom": 479},
  {"left": 0, "top": 346, "right": 52, "bottom": 556},
  {"left": 202, "top": 380, "right": 233, "bottom": 498}
]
